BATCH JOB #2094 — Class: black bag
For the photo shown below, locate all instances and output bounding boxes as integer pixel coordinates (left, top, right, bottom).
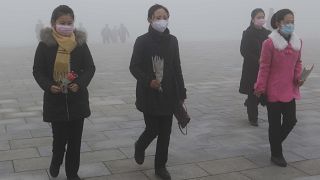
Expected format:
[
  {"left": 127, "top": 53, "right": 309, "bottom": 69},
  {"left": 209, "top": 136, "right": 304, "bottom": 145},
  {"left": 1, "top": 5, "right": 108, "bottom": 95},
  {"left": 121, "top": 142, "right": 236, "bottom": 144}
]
[
  {"left": 174, "top": 103, "right": 190, "bottom": 135},
  {"left": 259, "top": 94, "right": 267, "bottom": 106}
]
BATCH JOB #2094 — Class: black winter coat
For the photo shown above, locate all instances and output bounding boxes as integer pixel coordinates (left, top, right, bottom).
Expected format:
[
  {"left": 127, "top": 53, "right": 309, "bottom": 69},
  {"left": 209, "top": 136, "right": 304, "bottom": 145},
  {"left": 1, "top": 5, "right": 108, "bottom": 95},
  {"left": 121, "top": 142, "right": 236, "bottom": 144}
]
[
  {"left": 130, "top": 27, "right": 186, "bottom": 115},
  {"left": 33, "top": 28, "right": 95, "bottom": 122},
  {"left": 239, "top": 26, "right": 270, "bottom": 94}
]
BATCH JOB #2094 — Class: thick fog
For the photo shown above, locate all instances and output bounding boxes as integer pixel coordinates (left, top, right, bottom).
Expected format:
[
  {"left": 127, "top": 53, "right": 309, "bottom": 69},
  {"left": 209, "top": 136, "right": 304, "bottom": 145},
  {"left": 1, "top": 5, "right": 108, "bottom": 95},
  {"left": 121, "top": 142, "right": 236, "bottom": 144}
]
[{"left": 0, "top": 0, "right": 319, "bottom": 46}]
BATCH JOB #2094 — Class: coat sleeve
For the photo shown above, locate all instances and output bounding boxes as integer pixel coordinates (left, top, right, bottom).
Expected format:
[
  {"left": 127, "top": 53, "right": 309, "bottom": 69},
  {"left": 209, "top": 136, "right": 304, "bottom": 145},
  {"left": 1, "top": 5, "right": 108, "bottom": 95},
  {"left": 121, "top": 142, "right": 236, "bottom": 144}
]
[
  {"left": 74, "top": 43, "right": 95, "bottom": 89},
  {"left": 129, "top": 37, "right": 154, "bottom": 88},
  {"left": 294, "top": 40, "right": 303, "bottom": 82},
  {"left": 174, "top": 38, "right": 187, "bottom": 100},
  {"left": 33, "top": 42, "right": 55, "bottom": 92},
  {"left": 254, "top": 39, "right": 273, "bottom": 93},
  {"left": 240, "top": 31, "right": 258, "bottom": 61}
]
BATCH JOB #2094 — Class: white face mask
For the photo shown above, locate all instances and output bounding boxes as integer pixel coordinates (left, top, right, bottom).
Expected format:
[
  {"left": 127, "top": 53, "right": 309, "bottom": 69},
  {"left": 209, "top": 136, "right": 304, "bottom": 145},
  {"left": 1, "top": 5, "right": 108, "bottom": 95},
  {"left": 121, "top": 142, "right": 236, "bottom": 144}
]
[
  {"left": 151, "top": 20, "right": 169, "bottom": 33},
  {"left": 254, "top": 18, "right": 266, "bottom": 27}
]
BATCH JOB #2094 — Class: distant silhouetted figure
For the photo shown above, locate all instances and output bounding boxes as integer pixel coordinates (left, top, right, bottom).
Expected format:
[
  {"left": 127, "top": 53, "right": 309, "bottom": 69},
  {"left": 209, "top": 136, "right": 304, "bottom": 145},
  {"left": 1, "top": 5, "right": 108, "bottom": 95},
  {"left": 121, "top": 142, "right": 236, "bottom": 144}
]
[
  {"left": 101, "top": 24, "right": 112, "bottom": 44},
  {"left": 35, "top": 20, "right": 44, "bottom": 41},
  {"left": 266, "top": 8, "right": 275, "bottom": 30},
  {"left": 111, "top": 26, "right": 119, "bottom": 43},
  {"left": 118, "top": 23, "right": 130, "bottom": 43}
]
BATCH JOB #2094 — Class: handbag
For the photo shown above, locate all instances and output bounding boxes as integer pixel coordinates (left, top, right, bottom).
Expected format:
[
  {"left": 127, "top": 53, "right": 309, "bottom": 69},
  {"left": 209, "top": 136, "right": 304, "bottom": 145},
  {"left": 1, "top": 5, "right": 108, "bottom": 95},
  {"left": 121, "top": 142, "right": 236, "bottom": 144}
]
[
  {"left": 174, "top": 102, "right": 190, "bottom": 135},
  {"left": 259, "top": 94, "right": 267, "bottom": 106}
]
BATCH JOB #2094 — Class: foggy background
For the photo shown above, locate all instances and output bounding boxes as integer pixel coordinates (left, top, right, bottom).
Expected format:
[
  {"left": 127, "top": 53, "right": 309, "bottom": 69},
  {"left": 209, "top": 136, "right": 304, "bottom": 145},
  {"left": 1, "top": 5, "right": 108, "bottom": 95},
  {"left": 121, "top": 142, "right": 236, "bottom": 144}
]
[{"left": 0, "top": 0, "right": 319, "bottom": 47}]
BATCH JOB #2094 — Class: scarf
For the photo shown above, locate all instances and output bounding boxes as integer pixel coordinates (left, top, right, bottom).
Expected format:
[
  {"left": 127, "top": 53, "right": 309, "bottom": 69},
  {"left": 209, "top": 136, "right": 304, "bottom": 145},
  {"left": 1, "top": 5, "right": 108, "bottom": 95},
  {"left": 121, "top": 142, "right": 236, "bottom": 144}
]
[{"left": 52, "top": 29, "right": 77, "bottom": 83}]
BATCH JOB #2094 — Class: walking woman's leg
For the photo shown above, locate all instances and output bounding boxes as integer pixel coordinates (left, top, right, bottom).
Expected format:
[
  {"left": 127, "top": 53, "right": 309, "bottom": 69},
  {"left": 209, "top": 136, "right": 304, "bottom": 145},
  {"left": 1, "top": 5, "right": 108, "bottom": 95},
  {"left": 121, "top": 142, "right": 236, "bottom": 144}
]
[
  {"left": 136, "top": 114, "right": 160, "bottom": 151},
  {"left": 267, "top": 102, "right": 283, "bottom": 157},
  {"left": 135, "top": 114, "right": 160, "bottom": 164},
  {"left": 247, "top": 92, "right": 259, "bottom": 125},
  {"left": 267, "top": 102, "right": 288, "bottom": 167},
  {"left": 65, "top": 119, "right": 84, "bottom": 178},
  {"left": 155, "top": 114, "right": 173, "bottom": 169},
  {"left": 50, "top": 122, "right": 68, "bottom": 177},
  {"left": 281, "top": 99, "right": 297, "bottom": 142}
]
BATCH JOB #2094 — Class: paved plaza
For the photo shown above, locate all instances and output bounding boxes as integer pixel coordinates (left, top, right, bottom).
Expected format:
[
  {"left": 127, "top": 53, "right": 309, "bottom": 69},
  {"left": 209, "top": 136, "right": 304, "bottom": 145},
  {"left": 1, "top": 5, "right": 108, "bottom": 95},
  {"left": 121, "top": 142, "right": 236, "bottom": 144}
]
[{"left": 0, "top": 40, "right": 319, "bottom": 180}]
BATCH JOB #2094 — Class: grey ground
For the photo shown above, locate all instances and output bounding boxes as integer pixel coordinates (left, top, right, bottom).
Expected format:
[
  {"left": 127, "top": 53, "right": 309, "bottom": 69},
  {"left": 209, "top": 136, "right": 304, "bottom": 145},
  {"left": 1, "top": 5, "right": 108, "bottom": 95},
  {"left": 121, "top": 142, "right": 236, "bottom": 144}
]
[{"left": 0, "top": 40, "right": 319, "bottom": 180}]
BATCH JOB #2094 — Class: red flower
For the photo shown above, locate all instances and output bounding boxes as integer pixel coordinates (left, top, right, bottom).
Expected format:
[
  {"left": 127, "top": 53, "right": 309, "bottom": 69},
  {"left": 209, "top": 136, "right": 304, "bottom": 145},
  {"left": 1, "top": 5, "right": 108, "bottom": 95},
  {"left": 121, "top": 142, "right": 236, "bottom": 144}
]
[{"left": 67, "top": 71, "right": 78, "bottom": 81}]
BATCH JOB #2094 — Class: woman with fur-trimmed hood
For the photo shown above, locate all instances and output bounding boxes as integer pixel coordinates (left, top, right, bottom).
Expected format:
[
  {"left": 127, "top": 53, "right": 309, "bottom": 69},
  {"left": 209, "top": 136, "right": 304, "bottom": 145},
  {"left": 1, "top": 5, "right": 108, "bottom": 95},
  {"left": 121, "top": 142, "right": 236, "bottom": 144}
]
[
  {"left": 254, "top": 9, "right": 303, "bottom": 168},
  {"left": 33, "top": 5, "right": 95, "bottom": 180}
]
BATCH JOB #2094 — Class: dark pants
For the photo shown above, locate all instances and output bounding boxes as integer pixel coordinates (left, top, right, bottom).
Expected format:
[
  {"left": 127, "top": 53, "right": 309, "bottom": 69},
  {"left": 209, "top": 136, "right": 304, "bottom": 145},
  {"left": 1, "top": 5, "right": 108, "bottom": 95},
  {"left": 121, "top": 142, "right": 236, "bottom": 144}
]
[
  {"left": 51, "top": 119, "right": 84, "bottom": 178},
  {"left": 245, "top": 92, "right": 259, "bottom": 122},
  {"left": 136, "top": 113, "right": 173, "bottom": 169},
  {"left": 267, "top": 100, "right": 297, "bottom": 157}
]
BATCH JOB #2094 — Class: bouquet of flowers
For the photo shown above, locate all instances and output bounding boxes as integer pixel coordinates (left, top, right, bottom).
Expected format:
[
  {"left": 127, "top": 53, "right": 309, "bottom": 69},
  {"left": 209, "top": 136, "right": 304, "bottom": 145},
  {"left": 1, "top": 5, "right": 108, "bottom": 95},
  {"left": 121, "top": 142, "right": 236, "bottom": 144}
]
[
  {"left": 152, "top": 56, "right": 164, "bottom": 92},
  {"left": 61, "top": 71, "right": 78, "bottom": 93}
]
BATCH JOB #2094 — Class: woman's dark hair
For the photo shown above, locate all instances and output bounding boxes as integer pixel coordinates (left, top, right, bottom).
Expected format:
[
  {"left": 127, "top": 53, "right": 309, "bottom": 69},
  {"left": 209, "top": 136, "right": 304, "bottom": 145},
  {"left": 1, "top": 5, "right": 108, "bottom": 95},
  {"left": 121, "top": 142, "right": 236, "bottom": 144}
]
[
  {"left": 51, "top": 5, "right": 74, "bottom": 25},
  {"left": 271, "top": 9, "right": 294, "bottom": 29},
  {"left": 148, "top": 4, "right": 169, "bottom": 19},
  {"left": 250, "top": 8, "right": 265, "bottom": 26}
]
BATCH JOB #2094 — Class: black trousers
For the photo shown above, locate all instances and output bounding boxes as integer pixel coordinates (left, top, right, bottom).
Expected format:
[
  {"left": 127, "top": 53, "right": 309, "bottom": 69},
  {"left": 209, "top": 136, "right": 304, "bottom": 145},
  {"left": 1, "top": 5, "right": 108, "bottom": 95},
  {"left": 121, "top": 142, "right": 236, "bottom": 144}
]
[
  {"left": 245, "top": 92, "right": 259, "bottom": 122},
  {"left": 51, "top": 119, "right": 84, "bottom": 178},
  {"left": 136, "top": 113, "right": 173, "bottom": 169},
  {"left": 267, "top": 100, "right": 297, "bottom": 157}
]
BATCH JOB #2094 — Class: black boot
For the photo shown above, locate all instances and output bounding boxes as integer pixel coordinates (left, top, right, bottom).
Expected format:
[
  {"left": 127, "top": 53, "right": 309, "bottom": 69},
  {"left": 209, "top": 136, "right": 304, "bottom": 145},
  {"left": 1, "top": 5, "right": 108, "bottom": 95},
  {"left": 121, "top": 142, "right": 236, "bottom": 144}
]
[
  {"left": 244, "top": 99, "right": 248, "bottom": 107},
  {"left": 271, "top": 156, "right": 287, "bottom": 167},
  {"left": 49, "top": 162, "right": 60, "bottom": 178},
  {"left": 134, "top": 142, "right": 145, "bottom": 165},
  {"left": 249, "top": 120, "right": 258, "bottom": 127},
  {"left": 155, "top": 168, "right": 171, "bottom": 180}
]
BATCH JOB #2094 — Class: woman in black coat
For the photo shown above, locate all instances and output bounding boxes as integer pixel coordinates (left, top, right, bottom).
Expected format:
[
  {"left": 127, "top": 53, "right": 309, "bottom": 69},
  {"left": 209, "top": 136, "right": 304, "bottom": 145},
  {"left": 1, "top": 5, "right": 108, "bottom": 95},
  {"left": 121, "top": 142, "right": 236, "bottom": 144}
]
[
  {"left": 129, "top": 4, "right": 186, "bottom": 180},
  {"left": 33, "top": 5, "right": 95, "bottom": 180},
  {"left": 239, "top": 8, "right": 271, "bottom": 126}
]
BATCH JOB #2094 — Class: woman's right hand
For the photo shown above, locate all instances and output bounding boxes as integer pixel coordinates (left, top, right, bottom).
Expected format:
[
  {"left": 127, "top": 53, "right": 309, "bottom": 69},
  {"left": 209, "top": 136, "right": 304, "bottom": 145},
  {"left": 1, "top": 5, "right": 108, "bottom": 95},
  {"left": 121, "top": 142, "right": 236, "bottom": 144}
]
[
  {"left": 254, "top": 91, "right": 262, "bottom": 98},
  {"left": 150, "top": 79, "right": 161, "bottom": 90},
  {"left": 50, "top": 85, "right": 62, "bottom": 94}
]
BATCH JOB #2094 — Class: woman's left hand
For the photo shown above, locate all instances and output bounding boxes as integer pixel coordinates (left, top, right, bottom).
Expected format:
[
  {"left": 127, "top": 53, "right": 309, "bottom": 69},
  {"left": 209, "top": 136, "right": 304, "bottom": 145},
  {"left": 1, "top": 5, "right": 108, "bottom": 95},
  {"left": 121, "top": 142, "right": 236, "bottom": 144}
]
[
  {"left": 68, "top": 83, "right": 80, "bottom": 92},
  {"left": 297, "top": 80, "right": 305, "bottom": 87}
]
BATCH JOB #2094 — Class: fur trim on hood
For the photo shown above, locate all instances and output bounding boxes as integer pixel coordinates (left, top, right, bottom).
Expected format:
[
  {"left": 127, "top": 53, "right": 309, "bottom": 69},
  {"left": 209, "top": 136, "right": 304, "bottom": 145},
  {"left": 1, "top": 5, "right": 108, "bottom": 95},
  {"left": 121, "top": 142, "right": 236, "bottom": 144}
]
[
  {"left": 269, "top": 30, "right": 301, "bottom": 51},
  {"left": 40, "top": 27, "right": 87, "bottom": 47}
]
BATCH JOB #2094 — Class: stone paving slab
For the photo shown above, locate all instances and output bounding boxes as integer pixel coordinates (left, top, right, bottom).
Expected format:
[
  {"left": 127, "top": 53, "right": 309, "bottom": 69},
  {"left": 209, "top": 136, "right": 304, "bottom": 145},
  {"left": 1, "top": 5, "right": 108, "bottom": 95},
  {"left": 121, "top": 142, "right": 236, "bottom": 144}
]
[
  {"left": 80, "top": 149, "right": 127, "bottom": 164},
  {"left": 13, "top": 156, "right": 51, "bottom": 172},
  {"left": 0, "top": 118, "right": 25, "bottom": 126},
  {"left": 105, "top": 157, "right": 154, "bottom": 174},
  {"left": 85, "top": 171, "right": 149, "bottom": 180},
  {"left": 6, "top": 123, "right": 49, "bottom": 133},
  {"left": 87, "top": 138, "right": 136, "bottom": 151},
  {"left": 0, "top": 161, "right": 14, "bottom": 175},
  {"left": 0, "top": 140, "right": 10, "bottom": 151},
  {"left": 9, "top": 137, "right": 52, "bottom": 149},
  {"left": 291, "top": 159, "right": 320, "bottom": 176},
  {"left": 193, "top": 172, "right": 251, "bottom": 180},
  {"left": 0, "top": 130, "right": 32, "bottom": 141},
  {"left": 291, "top": 146, "right": 320, "bottom": 159},
  {"left": 0, "top": 170, "right": 49, "bottom": 180},
  {"left": 197, "top": 157, "right": 258, "bottom": 175},
  {"left": 49, "top": 163, "right": 111, "bottom": 180},
  {"left": 0, "top": 148, "right": 39, "bottom": 161},
  {"left": 294, "top": 175, "right": 320, "bottom": 180},
  {"left": 240, "top": 166, "right": 307, "bottom": 180},
  {"left": 144, "top": 163, "right": 208, "bottom": 180}
]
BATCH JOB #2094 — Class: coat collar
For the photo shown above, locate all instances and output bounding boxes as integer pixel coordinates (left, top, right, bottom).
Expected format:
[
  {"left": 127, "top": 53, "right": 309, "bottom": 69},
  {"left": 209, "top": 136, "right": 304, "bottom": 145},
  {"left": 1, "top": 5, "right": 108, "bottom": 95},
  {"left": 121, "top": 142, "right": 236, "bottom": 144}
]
[
  {"left": 148, "top": 25, "right": 170, "bottom": 41},
  {"left": 40, "top": 27, "right": 87, "bottom": 47},
  {"left": 269, "top": 30, "right": 301, "bottom": 51}
]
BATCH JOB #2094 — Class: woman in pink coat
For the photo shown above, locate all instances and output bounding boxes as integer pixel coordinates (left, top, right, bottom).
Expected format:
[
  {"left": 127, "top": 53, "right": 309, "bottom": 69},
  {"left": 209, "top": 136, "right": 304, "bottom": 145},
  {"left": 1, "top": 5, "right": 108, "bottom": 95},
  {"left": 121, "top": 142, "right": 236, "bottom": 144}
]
[{"left": 254, "top": 9, "right": 304, "bottom": 167}]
